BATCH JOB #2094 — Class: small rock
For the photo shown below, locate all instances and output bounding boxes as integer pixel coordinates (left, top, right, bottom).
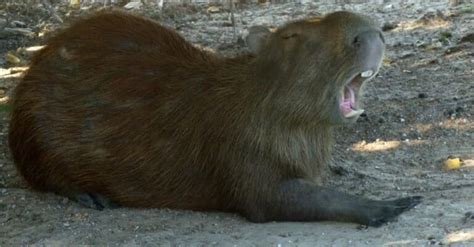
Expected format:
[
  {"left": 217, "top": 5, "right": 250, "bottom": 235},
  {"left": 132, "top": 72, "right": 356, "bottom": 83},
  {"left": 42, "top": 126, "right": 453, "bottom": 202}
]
[
  {"left": 357, "top": 225, "right": 369, "bottom": 230},
  {"left": 378, "top": 112, "right": 389, "bottom": 123},
  {"left": 460, "top": 33, "right": 474, "bottom": 43},
  {"left": 382, "top": 22, "right": 398, "bottom": 32},
  {"left": 358, "top": 112, "right": 369, "bottom": 122},
  {"left": 408, "top": 161, "right": 419, "bottom": 167},
  {"left": 278, "top": 233, "right": 291, "bottom": 237},
  {"left": 415, "top": 40, "right": 426, "bottom": 48},
  {"left": 123, "top": 1, "right": 142, "bottom": 10},
  {"left": 444, "top": 46, "right": 461, "bottom": 55},
  {"left": 428, "top": 58, "right": 441, "bottom": 64},
  {"left": 331, "top": 166, "right": 348, "bottom": 176},
  {"left": 222, "top": 22, "right": 233, "bottom": 27},
  {"left": 382, "top": 4, "right": 394, "bottom": 11},
  {"left": 445, "top": 109, "right": 458, "bottom": 118},
  {"left": 11, "top": 20, "right": 26, "bottom": 28},
  {"left": 430, "top": 40, "right": 444, "bottom": 49},
  {"left": 418, "top": 93, "right": 427, "bottom": 98},
  {"left": 463, "top": 212, "right": 474, "bottom": 223},
  {"left": 399, "top": 51, "right": 415, "bottom": 59},
  {"left": 207, "top": 6, "right": 220, "bottom": 14},
  {"left": 427, "top": 236, "right": 438, "bottom": 244},
  {"left": 6, "top": 52, "right": 21, "bottom": 64},
  {"left": 439, "top": 31, "right": 452, "bottom": 39}
]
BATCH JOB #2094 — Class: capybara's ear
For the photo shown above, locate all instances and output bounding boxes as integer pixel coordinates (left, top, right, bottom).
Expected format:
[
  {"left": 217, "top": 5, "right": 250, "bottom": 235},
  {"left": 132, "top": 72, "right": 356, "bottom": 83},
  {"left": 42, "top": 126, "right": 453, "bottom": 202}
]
[{"left": 246, "top": 25, "right": 273, "bottom": 54}]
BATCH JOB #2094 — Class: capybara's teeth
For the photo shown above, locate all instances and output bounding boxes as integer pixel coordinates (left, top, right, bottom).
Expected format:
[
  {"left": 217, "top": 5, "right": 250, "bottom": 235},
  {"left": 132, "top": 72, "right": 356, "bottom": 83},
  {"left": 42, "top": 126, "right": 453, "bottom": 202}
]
[
  {"left": 345, "top": 109, "right": 364, "bottom": 118},
  {"left": 361, "top": 70, "right": 373, "bottom": 78}
]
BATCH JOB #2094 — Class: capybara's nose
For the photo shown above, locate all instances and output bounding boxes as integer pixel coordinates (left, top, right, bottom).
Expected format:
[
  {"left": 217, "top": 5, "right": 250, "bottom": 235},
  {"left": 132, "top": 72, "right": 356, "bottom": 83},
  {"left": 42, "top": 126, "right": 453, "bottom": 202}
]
[{"left": 353, "top": 30, "right": 385, "bottom": 71}]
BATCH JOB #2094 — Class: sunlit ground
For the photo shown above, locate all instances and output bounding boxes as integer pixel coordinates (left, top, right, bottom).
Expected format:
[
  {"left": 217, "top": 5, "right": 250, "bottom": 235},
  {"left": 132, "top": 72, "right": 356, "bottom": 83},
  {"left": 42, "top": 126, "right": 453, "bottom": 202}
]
[
  {"left": 351, "top": 119, "right": 472, "bottom": 151},
  {"left": 383, "top": 228, "right": 474, "bottom": 246},
  {"left": 393, "top": 13, "right": 451, "bottom": 31},
  {"left": 351, "top": 139, "right": 429, "bottom": 152},
  {"left": 0, "top": 66, "right": 27, "bottom": 79},
  {"left": 443, "top": 228, "right": 474, "bottom": 244},
  {"left": 0, "top": 66, "right": 28, "bottom": 105}
]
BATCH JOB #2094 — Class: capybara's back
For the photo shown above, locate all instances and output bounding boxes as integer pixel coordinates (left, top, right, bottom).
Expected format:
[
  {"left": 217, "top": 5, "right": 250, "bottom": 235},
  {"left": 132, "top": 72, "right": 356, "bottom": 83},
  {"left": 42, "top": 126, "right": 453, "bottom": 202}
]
[
  {"left": 9, "top": 11, "right": 238, "bottom": 210},
  {"left": 10, "top": 10, "right": 421, "bottom": 226}
]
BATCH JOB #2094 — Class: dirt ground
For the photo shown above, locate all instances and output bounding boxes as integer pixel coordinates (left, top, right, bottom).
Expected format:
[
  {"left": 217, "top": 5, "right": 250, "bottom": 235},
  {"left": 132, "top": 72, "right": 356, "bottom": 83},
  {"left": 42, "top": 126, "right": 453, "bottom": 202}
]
[{"left": 1, "top": 1, "right": 473, "bottom": 246}]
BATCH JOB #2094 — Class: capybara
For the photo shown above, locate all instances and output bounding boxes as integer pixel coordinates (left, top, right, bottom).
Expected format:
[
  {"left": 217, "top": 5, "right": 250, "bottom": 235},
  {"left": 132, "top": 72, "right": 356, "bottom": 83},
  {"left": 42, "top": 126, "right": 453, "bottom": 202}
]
[{"left": 9, "top": 10, "right": 421, "bottom": 226}]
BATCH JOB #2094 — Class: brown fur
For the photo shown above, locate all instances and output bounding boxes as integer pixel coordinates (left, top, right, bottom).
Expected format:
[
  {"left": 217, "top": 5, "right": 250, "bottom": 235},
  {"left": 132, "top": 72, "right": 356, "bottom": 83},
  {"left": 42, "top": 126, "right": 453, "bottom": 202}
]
[{"left": 9, "top": 10, "right": 420, "bottom": 225}]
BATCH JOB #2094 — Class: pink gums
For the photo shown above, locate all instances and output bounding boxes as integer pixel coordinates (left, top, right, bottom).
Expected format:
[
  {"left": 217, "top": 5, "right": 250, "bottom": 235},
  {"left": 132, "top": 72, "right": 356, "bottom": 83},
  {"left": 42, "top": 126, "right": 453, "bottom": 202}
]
[{"left": 340, "top": 86, "right": 355, "bottom": 117}]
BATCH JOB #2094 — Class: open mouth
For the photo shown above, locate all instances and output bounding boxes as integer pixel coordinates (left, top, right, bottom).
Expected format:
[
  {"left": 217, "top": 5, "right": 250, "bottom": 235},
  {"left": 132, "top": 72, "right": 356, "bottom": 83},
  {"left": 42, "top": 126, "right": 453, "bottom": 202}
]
[{"left": 339, "top": 69, "right": 374, "bottom": 118}]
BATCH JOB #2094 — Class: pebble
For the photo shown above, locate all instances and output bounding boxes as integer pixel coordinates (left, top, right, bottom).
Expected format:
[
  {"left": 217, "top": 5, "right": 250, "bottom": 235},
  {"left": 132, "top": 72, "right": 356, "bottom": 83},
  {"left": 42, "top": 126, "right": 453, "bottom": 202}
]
[
  {"left": 11, "top": 20, "right": 26, "bottom": 28},
  {"left": 382, "top": 21, "right": 398, "bottom": 31},
  {"left": 460, "top": 33, "right": 474, "bottom": 43},
  {"left": 399, "top": 51, "right": 415, "bottom": 59},
  {"left": 464, "top": 212, "right": 474, "bottom": 223}
]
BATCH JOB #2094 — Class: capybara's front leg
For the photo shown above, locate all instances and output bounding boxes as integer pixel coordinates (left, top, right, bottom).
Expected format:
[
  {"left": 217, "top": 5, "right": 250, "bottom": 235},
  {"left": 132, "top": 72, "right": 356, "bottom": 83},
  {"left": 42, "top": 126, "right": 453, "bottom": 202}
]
[{"left": 245, "top": 179, "right": 421, "bottom": 226}]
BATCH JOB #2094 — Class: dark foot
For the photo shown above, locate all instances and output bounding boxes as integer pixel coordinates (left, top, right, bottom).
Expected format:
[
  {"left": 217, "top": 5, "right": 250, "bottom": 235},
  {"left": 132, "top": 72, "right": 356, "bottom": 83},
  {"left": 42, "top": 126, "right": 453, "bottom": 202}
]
[
  {"left": 245, "top": 179, "right": 422, "bottom": 226},
  {"left": 74, "top": 193, "right": 120, "bottom": 210},
  {"left": 365, "top": 196, "right": 422, "bottom": 227}
]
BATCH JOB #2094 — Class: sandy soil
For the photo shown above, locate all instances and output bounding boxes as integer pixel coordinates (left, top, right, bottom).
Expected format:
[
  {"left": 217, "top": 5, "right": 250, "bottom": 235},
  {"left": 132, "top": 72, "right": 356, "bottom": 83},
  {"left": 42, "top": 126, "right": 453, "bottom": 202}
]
[{"left": 1, "top": 1, "right": 473, "bottom": 246}]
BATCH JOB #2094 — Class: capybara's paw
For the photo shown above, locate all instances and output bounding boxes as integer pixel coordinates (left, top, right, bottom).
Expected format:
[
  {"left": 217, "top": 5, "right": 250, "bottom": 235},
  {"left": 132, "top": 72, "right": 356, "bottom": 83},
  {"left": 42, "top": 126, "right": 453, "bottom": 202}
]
[
  {"left": 366, "top": 196, "right": 422, "bottom": 227},
  {"left": 75, "top": 193, "right": 120, "bottom": 210}
]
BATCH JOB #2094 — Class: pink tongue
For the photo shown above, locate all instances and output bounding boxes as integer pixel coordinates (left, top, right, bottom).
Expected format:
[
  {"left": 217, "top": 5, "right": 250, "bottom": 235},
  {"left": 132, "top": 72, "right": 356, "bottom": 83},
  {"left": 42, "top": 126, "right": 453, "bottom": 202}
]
[{"left": 340, "top": 86, "right": 355, "bottom": 116}]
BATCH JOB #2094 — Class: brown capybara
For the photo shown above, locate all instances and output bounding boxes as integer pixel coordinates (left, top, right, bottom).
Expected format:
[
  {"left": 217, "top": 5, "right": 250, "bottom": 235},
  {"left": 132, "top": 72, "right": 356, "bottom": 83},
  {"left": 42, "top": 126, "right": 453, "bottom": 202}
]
[{"left": 9, "top": 10, "right": 421, "bottom": 226}]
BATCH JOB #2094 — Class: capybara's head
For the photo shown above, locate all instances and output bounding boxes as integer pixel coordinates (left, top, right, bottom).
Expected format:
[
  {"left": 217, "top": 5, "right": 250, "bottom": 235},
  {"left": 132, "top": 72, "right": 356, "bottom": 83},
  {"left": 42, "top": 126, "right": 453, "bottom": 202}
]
[{"left": 249, "top": 11, "right": 384, "bottom": 125}]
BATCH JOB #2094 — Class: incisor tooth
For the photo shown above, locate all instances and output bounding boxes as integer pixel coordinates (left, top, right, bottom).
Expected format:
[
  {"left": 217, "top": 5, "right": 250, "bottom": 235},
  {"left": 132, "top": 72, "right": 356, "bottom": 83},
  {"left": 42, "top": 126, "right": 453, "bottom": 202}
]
[
  {"left": 345, "top": 109, "right": 364, "bottom": 118},
  {"left": 361, "top": 70, "right": 373, "bottom": 78}
]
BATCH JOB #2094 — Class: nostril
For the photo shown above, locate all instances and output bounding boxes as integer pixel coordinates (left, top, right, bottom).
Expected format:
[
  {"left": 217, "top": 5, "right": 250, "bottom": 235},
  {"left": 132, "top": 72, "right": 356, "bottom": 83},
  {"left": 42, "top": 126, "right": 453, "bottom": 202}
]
[
  {"left": 353, "top": 31, "right": 385, "bottom": 47},
  {"left": 353, "top": 35, "right": 361, "bottom": 47},
  {"left": 379, "top": 32, "right": 385, "bottom": 44}
]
